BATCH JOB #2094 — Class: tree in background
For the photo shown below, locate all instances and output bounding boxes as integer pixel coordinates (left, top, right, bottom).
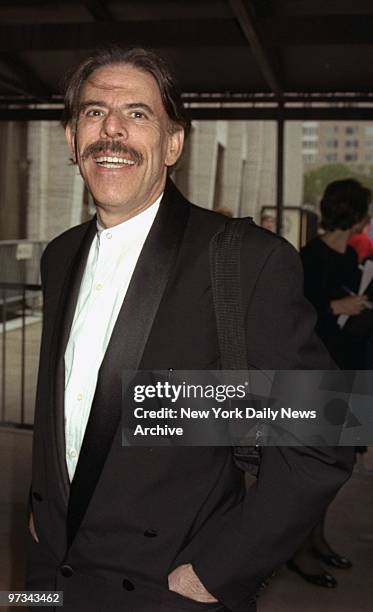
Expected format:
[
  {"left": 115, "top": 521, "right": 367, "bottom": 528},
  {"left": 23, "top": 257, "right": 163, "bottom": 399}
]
[{"left": 304, "top": 164, "right": 373, "bottom": 208}]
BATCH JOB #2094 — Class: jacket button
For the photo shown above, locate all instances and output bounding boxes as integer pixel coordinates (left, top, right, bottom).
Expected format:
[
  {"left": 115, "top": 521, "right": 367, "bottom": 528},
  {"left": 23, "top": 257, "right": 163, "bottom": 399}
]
[
  {"left": 122, "top": 579, "right": 135, "bottom": 591},
  {"left": 60, "top": 564, "right": 74, "bottom": 578},
  {"left": 33, "top": 492, "right": 43, "bottom": 502},
  {"left": 143, "top": 529, "right": 158, "bottom": 538}
]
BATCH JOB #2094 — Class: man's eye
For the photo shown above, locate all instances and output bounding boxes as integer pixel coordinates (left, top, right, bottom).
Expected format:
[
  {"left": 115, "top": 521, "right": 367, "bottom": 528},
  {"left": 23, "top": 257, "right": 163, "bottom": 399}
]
[
  {"left": 85, "top": 109, "right": 104, "bottom": 117},
  {"left": 131, "top": 111, "right": 146, "bottom": 119}
]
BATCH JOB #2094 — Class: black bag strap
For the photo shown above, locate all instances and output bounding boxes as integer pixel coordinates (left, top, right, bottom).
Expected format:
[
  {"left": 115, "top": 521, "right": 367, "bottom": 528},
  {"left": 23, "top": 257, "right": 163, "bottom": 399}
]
[
  {"left": 209, "top": 219, "right": 249, "bottom": 369},
  {"left": 210, "top": 218, "right": 261, "bottom": 476}
]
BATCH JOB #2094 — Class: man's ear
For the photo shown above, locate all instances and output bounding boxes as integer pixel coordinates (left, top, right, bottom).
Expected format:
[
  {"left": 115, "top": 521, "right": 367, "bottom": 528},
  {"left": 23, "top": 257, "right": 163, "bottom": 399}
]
[
  {"left": 165, "top": 127, "right": 185, "bottom": 167},
  {"left": 65, "top": 124, "right": 77, "bottom": 163}
]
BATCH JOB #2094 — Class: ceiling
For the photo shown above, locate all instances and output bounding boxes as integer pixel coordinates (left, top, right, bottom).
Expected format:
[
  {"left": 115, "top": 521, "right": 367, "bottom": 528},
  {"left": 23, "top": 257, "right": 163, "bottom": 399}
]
[{"left": 0, "top": 0, "right": 372, "bottom": 120}]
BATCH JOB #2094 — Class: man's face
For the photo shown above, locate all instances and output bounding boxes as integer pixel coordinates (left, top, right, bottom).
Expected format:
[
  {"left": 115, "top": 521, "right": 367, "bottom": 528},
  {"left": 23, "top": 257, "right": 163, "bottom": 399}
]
[{"left": 65, "top": 63, "right": 184, "bottom": 219}]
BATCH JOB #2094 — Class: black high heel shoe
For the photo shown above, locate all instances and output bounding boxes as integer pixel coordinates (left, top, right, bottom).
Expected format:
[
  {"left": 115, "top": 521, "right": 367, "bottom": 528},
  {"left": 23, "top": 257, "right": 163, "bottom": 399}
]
[
  {"left": 311, "top": 547, "right": 352, "bottom": 569},
  {"left": 286, "top": 559, "right": 337, "bottom": 588}
]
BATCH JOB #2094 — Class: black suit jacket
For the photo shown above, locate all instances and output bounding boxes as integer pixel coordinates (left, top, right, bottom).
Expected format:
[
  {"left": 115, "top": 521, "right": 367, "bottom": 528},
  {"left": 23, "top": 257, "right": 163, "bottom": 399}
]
[{"left": 28, "top": 180, "right": 353, "bottom": 611}]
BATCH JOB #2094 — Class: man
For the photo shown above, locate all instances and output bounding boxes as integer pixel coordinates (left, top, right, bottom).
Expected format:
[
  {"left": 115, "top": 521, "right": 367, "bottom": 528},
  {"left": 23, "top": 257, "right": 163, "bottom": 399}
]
[{"left": 28, "top": 47, "right": 353, "bottom": 612}]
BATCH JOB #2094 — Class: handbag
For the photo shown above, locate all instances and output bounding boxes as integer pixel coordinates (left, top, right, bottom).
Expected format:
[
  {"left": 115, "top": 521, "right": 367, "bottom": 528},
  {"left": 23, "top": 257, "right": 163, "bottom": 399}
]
[{"left": 209, "top": 217, "right": 261, "bottom": 476}]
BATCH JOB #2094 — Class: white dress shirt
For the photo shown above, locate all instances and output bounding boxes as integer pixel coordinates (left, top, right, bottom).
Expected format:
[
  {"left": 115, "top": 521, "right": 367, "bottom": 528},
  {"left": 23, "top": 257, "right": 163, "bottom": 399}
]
[{"left": 64, "top": 196, "right": 161, "bottom": 480}]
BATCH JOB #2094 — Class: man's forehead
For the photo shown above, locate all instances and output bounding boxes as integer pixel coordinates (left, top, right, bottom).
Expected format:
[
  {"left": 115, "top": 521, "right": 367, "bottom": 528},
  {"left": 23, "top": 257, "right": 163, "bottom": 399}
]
[{"left": 81, "top": 64, "right": 162, "bottom": 100}]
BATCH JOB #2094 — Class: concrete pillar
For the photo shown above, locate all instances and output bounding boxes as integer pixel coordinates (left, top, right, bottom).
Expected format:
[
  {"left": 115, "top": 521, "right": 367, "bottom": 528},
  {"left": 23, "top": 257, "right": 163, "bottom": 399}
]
[
  {"left": 242, "top": 122, "right": 277, "bottom": 220},
  {"left": 284, "top": 122, "right": 303, "bottom": 207},
  {"left": 27, "top": 122, "right": 84, "bottom": 241},
  {"left": 220, "top": 122, "right": 246, "bottom": 216},
  {"left": 0, "top": 122, "right": 28, "bottom": 240},
  {"left": 174, "top": 122, "right": 221, "bottom": 208}
]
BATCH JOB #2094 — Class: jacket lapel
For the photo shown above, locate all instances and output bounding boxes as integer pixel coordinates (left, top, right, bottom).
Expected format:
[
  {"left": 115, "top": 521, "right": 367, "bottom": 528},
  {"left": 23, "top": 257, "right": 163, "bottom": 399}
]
[
  {"left": 56, "top": 220, "right": 98, "bottom": 363},
  {"left": 66, "top": 180, "right": 190, "bottom": 548},
  {"left": 53, "top": 219, "right": 97, "bottom": 501}
]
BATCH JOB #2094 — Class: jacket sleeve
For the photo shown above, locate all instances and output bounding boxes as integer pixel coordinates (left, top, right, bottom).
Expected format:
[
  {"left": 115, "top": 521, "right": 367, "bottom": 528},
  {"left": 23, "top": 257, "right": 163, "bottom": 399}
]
[{"left": 192, "top": 239, "right": 354, "bottom": 610}]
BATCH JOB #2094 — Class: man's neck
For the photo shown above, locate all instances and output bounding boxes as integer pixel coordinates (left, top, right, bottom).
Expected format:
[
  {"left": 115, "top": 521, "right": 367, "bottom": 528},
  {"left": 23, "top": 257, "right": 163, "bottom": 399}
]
[{"left": 96, "top": 198, "right": 161, "bottom": 229}]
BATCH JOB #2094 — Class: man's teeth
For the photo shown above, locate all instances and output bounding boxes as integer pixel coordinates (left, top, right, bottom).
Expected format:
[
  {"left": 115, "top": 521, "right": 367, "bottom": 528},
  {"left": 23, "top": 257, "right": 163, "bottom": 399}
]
[{"left": 95, "top": 156, "right": 135, "bottom": 166}]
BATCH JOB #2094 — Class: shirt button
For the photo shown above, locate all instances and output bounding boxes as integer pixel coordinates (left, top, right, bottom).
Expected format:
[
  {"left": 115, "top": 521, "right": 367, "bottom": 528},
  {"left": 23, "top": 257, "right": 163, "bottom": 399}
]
[
  {"left": 95, "top": 283, "right": 103, "bottom": 291},
  {"left": 77, "top": 393, "right": 83, "bottom": 401},
  {"left": 106, "top": 232, "right": 112, "bottom": 239},
  {"left": 69, "top": 449, "right": 77, "bottom": 459}
]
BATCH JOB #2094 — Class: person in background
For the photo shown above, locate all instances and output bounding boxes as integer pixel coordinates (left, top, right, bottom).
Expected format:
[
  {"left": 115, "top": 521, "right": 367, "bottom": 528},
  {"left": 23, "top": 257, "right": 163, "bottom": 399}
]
[
  {"left": 288, "top": 179, "right": 372, "bottom": 589},
  {"left": 260, "top": 211, "right": 276, "bottom": 232},
  {"left": 301, "top": 178, "right": 372, "bottom": 370}
]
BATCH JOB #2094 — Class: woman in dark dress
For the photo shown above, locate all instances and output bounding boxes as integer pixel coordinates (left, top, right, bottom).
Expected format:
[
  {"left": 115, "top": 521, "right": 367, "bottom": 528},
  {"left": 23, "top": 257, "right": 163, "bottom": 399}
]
[
  {"left": 301, "top": 179, "right": 372, "bottom": 369},
  {"left": 287, "top": 179, "right": 372, "bottom": 588}
]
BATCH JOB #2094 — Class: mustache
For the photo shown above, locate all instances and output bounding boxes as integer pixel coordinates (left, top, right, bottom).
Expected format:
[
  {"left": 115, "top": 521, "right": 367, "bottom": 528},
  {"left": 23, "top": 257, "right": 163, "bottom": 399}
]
[{"left": 81, "top": 140, "right": 144, "bottom": 164}]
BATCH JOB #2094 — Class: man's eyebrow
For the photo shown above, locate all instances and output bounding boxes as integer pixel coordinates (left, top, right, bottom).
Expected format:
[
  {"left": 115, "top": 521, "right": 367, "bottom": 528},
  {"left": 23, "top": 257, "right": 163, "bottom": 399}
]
[
  {"left": 125, "top": 102, "right": 154, "bottom": 116},
  {"left": 78, "top": 100, "right": 107, "bottom": 112},
  {"left": 78, "top": 100, "right": 155, "bottom": 115}
]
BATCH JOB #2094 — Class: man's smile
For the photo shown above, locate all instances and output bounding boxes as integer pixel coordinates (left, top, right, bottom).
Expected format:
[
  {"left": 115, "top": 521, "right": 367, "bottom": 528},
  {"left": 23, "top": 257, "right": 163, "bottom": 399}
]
[
  {"left": 93, "top": 155, "right": 137, "bottom": 169},
  {"left": 81, "top": 138, "right": 144, "bottom": 168}
]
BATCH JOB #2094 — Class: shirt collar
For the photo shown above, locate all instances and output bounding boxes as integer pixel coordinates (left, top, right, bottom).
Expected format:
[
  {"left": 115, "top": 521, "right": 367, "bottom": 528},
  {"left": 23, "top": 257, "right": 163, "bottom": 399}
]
[{"left": 96, "top": 193, "right": 163, "bottom": 244}]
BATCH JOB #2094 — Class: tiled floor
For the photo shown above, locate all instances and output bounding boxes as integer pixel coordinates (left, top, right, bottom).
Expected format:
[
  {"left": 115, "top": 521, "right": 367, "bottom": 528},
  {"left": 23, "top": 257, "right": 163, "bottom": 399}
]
[{"left": 0, "top": 452, "right": 372, "bottom": 611}]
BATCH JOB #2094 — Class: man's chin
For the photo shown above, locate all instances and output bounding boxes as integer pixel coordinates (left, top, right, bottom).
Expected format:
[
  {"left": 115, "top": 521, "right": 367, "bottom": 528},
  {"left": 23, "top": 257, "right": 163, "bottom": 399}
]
[
  {"left": 89, "top": 187, "right": 135, "bottom": 210},
  {"left": 92, "top": 195, "right": 144, "bottom": 221},
  {"left": 93, "top": 198, "right": 133, "bottom": 211}
]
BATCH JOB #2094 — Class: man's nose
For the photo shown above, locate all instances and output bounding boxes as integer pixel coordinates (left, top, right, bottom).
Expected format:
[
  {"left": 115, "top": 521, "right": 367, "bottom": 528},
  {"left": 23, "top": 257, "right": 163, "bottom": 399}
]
[{"left": 100, "top": 110, "right": 128, "bottom": 139}]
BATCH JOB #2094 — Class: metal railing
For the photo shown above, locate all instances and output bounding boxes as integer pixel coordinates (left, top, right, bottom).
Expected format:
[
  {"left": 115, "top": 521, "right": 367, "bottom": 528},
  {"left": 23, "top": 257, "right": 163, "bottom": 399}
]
[{"left": 0, "top": 282, "right": 42, "bottom": 429}]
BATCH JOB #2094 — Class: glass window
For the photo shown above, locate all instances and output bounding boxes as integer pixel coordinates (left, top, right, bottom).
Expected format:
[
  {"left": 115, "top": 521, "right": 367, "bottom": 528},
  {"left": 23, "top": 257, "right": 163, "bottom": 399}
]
[
  {"left": 303, "top": 154, "right": 317, "bottom": 164},
  {"left": 303, "top": 140, "right": 318, "bottom": 150},
  {"left": 345, "top": 140, "right": 359, "bottom": 148},
  {"left": 323, "top": 126, "right": 339, "bottom": 136},
  {"left": 302, "top": 126, "right": 318, "bottom": 136},
  {"left": 346, "top": 126, "right": 358, "bottom": 135}
]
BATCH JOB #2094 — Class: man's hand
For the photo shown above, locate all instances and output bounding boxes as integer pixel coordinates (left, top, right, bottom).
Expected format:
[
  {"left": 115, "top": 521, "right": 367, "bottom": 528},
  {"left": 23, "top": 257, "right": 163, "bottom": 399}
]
[
  {"left": 29, "top": 512, "right": 39, "bottom": 543},
  {"left": 168, "top": 563, "right": 218, "bottom": 603}
]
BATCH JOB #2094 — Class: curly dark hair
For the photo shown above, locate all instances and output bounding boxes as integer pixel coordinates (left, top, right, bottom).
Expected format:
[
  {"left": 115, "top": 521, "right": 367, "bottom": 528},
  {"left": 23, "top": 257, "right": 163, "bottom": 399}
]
[
  {"left": 61, "top": 46, "right": 191, "bottom": 136},
  {"left": 320, "top": 179, "right": 371, "bottom": 231}
]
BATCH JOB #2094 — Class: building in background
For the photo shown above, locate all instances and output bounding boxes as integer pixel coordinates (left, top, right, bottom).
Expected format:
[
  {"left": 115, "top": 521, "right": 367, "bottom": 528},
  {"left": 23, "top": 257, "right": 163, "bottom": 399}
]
[
  {"left": 173, "top": 120, "right": 303, "bottom": 222},
  {"left": 0, "top": 122, "right": 84, "bottom": 244},
  {"left": 27, "top": 122, "right": 84, "bottom": 242},
  {"left": 0, "top": 122, "right": 28, "bottom": 241},
  {"left": 302, "top": 122, "right": 373, "bottom": 210},
  {"left": 302, "top": 121, "right": 373, "bottom": 169},
  {"left": 5, "top": 119, "right": 373, "bottom": 244},
  {"left": 0, "top": 119, "right": 304, "bottom": 243}
]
